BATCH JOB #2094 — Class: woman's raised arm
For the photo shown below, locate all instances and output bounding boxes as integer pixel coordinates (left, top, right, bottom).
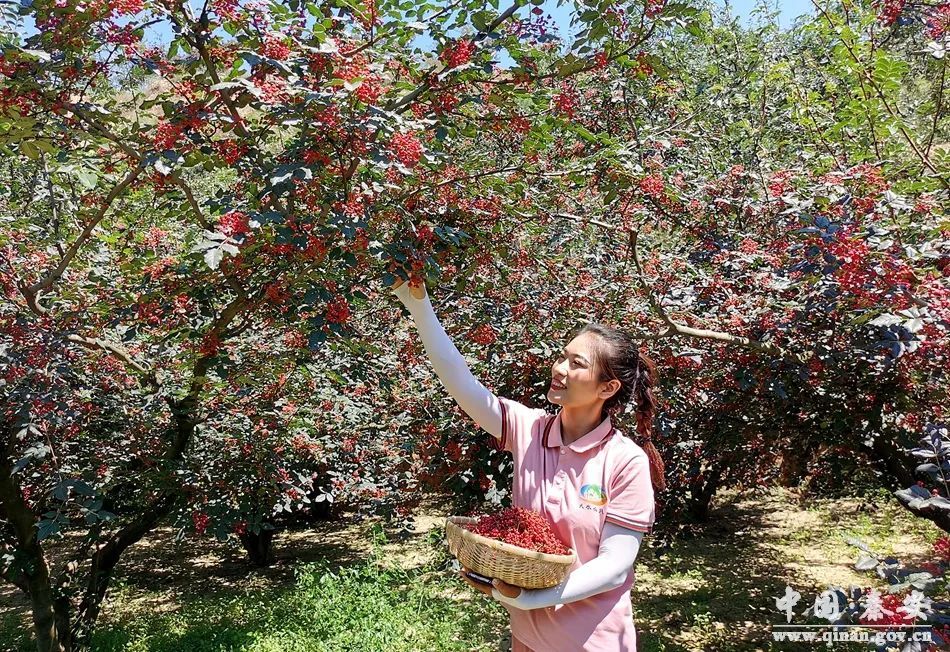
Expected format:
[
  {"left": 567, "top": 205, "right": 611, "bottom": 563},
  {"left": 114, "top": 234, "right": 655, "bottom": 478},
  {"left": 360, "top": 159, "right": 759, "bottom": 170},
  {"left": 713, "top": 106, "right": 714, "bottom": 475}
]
[{"left": 391, "top": 279, "right": 504, "bottom": 441}]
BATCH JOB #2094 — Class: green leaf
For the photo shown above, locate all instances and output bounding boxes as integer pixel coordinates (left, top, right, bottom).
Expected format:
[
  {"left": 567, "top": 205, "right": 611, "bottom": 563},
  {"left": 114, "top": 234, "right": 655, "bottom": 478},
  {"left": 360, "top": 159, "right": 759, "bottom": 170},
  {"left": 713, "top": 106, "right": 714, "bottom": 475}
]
[
  {"left": 20, "top": 140, "right": 39, "bottom": 160},
  {"left": 570, "top": 124, "right": 597, "bottom": 142},
  {"left": 32, "top": 139, "right": 56, "bottom": 155},
  {"left": 471, "top": 10, "right": 491, "bottom": 32},
  {"left": 557, "top": 58, "right": 588, "bottom": 77},
  {"left": 17, "top": 47, "right": 51, "bottom": 62},
  {"left": 75, "top": 169, "right": 98, "bottom": 189},
  {"left": 37, "top": 518, "right": 61, "bottom": 541}
]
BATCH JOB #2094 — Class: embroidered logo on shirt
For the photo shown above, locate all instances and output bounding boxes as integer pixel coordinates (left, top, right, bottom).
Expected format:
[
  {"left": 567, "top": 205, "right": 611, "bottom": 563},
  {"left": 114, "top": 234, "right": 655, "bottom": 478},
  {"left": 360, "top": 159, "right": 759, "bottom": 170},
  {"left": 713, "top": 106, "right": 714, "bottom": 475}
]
[{"left": 579, "top": 483, "right": 608, "bottom": 506}]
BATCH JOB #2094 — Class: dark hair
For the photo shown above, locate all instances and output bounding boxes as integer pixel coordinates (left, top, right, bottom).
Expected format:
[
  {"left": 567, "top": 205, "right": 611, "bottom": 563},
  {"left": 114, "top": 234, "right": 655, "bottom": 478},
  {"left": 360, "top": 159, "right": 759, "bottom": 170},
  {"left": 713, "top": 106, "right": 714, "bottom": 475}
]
[{"left": 576, "top": 323, "right": 667, "bottom": 492}]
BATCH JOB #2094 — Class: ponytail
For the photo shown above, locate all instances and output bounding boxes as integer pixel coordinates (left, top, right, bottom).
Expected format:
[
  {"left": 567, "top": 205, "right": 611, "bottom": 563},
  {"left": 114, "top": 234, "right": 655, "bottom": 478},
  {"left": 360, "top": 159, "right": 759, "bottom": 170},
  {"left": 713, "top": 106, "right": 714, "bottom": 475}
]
[{"left": 632, "top": 352, "right": 666, "bottom": 492}]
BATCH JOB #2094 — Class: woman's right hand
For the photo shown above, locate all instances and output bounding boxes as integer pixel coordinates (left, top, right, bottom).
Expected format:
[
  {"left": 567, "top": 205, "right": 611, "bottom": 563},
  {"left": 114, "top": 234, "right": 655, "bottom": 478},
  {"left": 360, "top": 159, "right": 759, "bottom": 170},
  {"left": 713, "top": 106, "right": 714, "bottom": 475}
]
[{"left": 390, "top": 274, "right": 427, "bottom": 302}]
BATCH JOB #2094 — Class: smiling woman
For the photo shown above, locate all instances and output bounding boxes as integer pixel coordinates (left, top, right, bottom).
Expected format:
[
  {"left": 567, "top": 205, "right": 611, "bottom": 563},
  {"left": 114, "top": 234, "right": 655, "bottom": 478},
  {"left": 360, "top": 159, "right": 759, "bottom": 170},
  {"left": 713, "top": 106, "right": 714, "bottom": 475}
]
[{"left": 389, "top": 276, "right": 664, "bottom": 652}]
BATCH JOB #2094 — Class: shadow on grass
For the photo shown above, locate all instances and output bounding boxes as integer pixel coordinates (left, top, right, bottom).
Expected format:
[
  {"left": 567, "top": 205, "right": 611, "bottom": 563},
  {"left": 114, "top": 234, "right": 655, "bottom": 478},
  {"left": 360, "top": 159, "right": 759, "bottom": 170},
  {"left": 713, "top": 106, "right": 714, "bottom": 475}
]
[
  {"left": 5, "top": 489, "right": 915, "bottom": 652},
  {"left": 1, "top": 507, "right": 508, "bottom": 652},
  {"left": 107, "top": 518, "right": 377, "bottom": 600},
  {"left": 635, "top": 489, "right": 869, "bottom": 652},
  {"left": 89, "top": 555, "right": 506, "bottom": 652}
]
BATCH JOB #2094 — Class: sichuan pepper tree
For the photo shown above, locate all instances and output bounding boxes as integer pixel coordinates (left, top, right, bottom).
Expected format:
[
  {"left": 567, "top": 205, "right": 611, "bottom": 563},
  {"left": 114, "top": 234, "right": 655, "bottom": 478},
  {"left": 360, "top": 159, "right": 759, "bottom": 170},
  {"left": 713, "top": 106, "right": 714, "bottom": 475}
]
[
  {"left": 0, "top": 0, "right": 685, "bottom": 646},
  {"left": 400, "top": 1, "right": 949, "bottom": 534}
]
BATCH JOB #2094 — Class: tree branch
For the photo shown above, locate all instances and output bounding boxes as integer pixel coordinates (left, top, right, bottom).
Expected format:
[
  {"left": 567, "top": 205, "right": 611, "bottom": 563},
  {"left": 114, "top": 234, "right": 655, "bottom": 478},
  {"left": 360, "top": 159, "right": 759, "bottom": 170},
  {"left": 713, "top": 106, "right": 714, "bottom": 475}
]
[
  {"left": 19, "top": 160, "right": 147, "bottom": 314},
  {"left": 811, "top": 0, "right": 949, "bottom": 187},
  {"left": 548, "top": 211, "right": 807, "bottom": 364},
  {"left": 64, "top": 335, "right": 161, "bottom": 392}
]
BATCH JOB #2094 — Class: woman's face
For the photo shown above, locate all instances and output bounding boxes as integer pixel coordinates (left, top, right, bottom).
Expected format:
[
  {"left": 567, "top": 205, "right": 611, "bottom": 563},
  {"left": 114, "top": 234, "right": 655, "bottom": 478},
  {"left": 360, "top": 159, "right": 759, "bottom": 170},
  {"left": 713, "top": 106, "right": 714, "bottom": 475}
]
[{"left": 547, "top": 332, "right": 620, "bottom": 411}]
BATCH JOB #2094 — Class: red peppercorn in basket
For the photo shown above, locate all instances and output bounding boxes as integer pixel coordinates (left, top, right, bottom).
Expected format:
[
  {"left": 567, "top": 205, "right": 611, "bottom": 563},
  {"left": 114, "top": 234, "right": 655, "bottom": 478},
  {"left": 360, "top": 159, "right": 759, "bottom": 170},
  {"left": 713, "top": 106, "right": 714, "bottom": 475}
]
[
  {"left": 445, "top": 507, "right": 576, "bottom": 589},
  {"left": 468, "top": 507, "right": 570, "bottom": 555}
]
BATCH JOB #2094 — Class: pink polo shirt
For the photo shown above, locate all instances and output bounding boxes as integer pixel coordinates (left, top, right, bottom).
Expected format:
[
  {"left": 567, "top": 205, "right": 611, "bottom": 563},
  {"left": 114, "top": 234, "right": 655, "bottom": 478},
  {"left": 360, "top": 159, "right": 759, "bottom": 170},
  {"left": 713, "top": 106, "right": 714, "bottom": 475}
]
[{"left": 488, "top": 396, "right": 655, "bottom": 652}]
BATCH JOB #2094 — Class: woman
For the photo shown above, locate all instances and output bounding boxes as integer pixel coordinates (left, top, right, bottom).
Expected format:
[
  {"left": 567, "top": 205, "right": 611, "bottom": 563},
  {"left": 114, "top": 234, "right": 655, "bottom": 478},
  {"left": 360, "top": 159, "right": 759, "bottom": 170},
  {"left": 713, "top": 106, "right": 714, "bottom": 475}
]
[{"left": 390, "top": 276, "right": 665, "bottom": 652}]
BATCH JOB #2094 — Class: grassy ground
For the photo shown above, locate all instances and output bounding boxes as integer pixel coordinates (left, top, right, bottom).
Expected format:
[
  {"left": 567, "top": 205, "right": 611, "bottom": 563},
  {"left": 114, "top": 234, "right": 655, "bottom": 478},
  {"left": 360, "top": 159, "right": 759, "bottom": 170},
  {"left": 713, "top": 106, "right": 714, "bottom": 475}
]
[
  {"left": 634, "top": 486, "right": 940, "bottom": 651},
  {"left": 0, "top": 486, "right": 943, "bottom": 652}
]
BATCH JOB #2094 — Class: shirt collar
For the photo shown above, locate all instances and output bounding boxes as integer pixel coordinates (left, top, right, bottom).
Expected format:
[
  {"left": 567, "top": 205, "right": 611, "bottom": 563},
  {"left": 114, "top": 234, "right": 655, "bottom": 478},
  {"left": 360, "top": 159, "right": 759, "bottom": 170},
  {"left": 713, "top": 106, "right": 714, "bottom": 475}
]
[{"left": 544, "top": 410, "right": 615, "bottom": 453}]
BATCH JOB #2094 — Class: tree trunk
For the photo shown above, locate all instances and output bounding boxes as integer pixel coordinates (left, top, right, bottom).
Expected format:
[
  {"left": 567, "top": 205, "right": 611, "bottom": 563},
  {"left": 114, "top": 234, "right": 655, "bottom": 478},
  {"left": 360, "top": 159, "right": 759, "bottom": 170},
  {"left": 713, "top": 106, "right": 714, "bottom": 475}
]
[
  {"left": 862, "top": 382, "right": 914, "bottom": 489},
  {"left": 778, "top": 442, "right": 812, "bottom": 487},
  {"left": 239, "top": 528, "right": 276, "bottom": 567},
  {"left": 0, "top": 432, "right": 71, "bottom": 651},
  {"left": 866, "top": 431, "right": 915, "bottom": 488},
  {"left": 69, "top": 490, "right": 179, "bottom": 647},
  {"left": 687, "top": 465, "right": 723, "bottom": 521},
  {"left": 27, "top": 558, "right": 70, "bottom": 652}
]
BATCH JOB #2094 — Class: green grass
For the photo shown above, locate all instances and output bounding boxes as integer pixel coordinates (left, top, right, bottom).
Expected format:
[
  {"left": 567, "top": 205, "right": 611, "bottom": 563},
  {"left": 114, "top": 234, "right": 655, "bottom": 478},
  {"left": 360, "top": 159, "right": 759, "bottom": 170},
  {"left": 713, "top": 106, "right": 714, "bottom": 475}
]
[
  {"left": 91, "top": 561, "right": 503, "bottom": 651},
  {"left": 1, "top": 534, "right": 508, "bottom": 652},
  {"left": 817, "top": 491, "right": 944, "bottom": 556}
]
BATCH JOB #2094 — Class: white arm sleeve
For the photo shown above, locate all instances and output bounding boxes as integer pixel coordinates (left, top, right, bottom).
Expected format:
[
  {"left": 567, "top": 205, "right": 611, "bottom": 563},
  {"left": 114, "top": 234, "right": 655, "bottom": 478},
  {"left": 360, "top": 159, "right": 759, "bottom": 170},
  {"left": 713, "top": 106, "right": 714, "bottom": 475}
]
[
  {"left": 491, "top": 523, "right": 644, "bottom": 610},
  {"left": 393, "top": 283, "right": 504, "bottom": 441}
]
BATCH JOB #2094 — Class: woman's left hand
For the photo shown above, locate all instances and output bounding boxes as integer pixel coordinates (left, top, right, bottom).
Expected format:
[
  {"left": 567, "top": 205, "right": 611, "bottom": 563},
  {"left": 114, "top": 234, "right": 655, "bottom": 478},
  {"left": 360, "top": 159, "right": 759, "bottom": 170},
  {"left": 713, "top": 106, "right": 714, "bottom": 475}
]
[{"left": 459, "top": 566, "right": 522, "bottom": 600}]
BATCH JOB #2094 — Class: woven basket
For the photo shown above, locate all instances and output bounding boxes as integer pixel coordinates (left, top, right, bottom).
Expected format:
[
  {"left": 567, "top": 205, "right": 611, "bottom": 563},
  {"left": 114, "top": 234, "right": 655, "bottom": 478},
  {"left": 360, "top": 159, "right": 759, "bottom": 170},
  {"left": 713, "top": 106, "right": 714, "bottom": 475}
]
[{"left": 445, "top": 516, "right": 576, "bottom": 589}]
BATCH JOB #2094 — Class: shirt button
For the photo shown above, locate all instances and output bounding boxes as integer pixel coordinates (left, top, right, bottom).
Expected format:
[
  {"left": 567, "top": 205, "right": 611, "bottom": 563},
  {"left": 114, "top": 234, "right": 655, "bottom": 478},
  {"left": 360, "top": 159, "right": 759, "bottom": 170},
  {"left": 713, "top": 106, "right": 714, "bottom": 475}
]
[{"left": 560, "top": 449, "right": 566, "bottom": 455}]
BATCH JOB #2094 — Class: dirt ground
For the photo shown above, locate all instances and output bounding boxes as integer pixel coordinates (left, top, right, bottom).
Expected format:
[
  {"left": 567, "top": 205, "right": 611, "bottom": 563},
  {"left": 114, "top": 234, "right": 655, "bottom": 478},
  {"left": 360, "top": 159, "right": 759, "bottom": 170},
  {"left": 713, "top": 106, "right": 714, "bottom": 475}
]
[{"left": 633, "top": 486, "right": 938, "bottom": 651}]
